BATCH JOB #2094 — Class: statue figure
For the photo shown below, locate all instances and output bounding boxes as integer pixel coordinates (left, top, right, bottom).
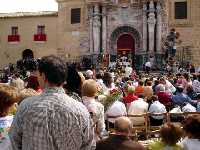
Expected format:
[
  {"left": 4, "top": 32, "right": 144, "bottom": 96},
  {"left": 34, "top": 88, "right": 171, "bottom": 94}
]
[{"left": 165, "top": 28, "right": 180, "bottom": 59}]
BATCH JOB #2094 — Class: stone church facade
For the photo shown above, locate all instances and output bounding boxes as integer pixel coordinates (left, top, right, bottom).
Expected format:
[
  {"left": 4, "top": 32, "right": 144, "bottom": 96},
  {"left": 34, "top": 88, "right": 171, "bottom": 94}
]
[
  {"left": 56, "top": 0, "right": 169, "bottom": 69},
  {"left": 0, "top": 0, "right": 200, "bottom": 69},
  {"left": 84, "top": 0, "right": 168, "bottom": 68}
]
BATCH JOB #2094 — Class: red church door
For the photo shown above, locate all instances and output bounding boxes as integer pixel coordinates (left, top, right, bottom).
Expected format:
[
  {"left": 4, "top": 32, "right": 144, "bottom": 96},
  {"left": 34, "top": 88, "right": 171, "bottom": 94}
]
[{"left": 117, "top": 34, "right": 135, "bottom": 66}]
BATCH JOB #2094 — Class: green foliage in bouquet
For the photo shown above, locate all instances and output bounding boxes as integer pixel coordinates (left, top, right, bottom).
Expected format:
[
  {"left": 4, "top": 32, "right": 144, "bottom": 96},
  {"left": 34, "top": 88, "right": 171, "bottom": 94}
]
[
  {"left": 101, "top": 88, "right": 123, "bottom": 111},
  {"left": 97, "top": 84, "right": 104, "bottom": 96}
]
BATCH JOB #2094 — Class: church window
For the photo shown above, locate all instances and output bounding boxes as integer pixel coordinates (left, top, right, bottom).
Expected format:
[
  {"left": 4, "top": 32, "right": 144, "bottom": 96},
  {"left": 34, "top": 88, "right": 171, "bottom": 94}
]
[
  {"left": 175, "top": 1, "right": 187, "bottom": 19},
  {"left": 71, "top": 8, "right": 81, "bottom": 24}
]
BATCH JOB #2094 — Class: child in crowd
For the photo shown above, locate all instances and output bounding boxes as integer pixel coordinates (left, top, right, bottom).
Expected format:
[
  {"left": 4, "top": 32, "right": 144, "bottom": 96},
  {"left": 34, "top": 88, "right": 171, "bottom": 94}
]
[{"left": 0, "top": 84, "right": 21, "bottom": 149}]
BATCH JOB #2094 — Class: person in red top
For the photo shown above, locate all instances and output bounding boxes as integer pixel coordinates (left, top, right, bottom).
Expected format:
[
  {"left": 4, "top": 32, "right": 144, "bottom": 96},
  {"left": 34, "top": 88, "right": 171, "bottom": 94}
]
[
  {"left": 156, "top": 84, "right": 172, "bottom": 111},
  {"left": 123, "top": 86, "right": 138, "bottom": 109}
]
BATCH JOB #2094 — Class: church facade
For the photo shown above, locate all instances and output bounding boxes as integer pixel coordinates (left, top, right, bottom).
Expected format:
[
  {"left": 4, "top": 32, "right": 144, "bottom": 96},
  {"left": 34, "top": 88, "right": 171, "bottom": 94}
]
[
  {"left": 57, "top": 0, "right": 169, "bottom": 69},
  {"left": 0, "top": 0, "right": 200, "bottom": 69}
]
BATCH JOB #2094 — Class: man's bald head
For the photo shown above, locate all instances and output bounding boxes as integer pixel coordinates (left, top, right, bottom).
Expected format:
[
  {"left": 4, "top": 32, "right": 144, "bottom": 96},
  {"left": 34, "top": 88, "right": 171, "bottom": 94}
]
[{"left": 114, "top": 117, "right": 132, "bottom": 135}]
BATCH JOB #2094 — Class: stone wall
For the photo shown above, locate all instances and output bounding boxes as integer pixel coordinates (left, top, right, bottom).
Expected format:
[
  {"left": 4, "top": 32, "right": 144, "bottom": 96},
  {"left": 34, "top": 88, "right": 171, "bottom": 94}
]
[
  {"left": 169, "top": 0, "right": 200, "bottom": 66},
  {"left": 0, "top": 15, "right": 58, "bottom": 68},
  {"left": 56, "top": 0, "right": 89, "bottom": 61}
]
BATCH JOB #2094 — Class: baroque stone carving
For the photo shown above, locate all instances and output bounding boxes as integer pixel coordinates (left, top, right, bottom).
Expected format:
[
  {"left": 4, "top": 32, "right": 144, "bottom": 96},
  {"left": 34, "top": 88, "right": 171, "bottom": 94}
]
[{"left": 87, "top": 0, "right": 166, "bottom": 60}]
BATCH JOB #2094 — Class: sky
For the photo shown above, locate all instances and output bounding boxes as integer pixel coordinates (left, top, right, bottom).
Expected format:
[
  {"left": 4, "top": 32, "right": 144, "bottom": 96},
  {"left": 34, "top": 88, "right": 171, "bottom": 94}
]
[{"left": 0, "top": 0, "right": 58, "bottom": 13}]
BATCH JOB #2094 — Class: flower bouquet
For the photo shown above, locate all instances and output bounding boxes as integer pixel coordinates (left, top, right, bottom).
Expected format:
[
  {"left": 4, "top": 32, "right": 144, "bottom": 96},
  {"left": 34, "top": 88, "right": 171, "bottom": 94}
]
[
  {"left": 101, "top": 88, "right": 123, "bottom": 111},
  {"left": 97, "top": 83, "right": 104, "bottom": 96}
]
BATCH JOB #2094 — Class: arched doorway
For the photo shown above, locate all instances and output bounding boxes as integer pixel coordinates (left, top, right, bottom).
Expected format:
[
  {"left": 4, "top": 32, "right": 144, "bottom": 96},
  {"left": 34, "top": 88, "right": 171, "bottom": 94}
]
[
  {"left": 22, "top": 49, "right": 34, "bottom": 59},
  {"left": 117, "top": 34, "right": 135, "bottom": 65},
  {"left": 110, "top": 26, "right": 141, "bottom": 68}
]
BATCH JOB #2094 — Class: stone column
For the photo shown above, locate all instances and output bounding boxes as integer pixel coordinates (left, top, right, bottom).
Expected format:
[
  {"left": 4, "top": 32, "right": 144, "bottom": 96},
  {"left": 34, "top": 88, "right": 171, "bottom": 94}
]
[
  {"left": 89, "top": 6, "right": 93, "bottom": 53},
  {"left": 156, "top": 2, "right": 162, "bottom": 53},
  {"left": 93, "top": 4, "right": 101, "bottom": 54},
  {"left": 147, "top": 0, "right": 156, "bottom": 55},
  {"left": 143, "top": 3, "right": 147, "bottom": 53},
  {"left": 102, "top": 6, "right": 107, "bottom": 54}
]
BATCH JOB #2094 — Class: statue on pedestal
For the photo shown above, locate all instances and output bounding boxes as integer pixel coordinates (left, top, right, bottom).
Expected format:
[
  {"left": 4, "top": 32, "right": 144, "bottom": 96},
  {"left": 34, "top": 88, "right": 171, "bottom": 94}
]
[{"left": 165, "top": 28, "right": 180, "bottom": 59}]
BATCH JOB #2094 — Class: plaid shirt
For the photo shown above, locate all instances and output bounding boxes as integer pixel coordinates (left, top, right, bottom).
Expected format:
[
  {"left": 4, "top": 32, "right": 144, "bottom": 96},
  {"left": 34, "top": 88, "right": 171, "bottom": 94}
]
[{"left": 9, "top": 87, "right": 94, "bottom": 150}]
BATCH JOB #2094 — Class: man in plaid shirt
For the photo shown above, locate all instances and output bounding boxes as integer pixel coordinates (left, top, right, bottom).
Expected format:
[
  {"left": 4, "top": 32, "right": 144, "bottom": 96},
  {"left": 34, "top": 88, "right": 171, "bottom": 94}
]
[{"left": 9, "top": 55, "right": 94, "bottom": 150}]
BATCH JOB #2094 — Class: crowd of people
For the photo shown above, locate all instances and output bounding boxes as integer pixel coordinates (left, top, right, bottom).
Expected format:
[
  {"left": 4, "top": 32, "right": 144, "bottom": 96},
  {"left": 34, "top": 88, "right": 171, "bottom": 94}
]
[{"left": 0, "top": 54, "right": 200, "bottom": 150}]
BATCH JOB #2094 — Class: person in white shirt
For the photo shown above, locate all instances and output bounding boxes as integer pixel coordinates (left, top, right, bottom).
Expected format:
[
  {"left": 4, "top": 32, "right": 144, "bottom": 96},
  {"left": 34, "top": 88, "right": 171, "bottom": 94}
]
[
  {"left": 170, "top": 106, "right": 182, "bottom": 113},
  {"left": 148, "top": 95, "right": 167, "bottom": 126},
  {"left": 124, "top": 65, "right": 133, "bottom": 78},
  {"left": 159, "top": 77, "right": 176, "bottom": 94},
  {"left": 82, "top": 79, "right": 106, "bottom": 139},
  {"left": 181, "top": 115, "right": 200, "bottom": 150},
  {"left": 121, "top": 56, "right": 127, "bottom": 62},
  {"left": 145, "top": 62, "right": 151, "bottom": 68},
  {"left": 105, "top": 101, "right": 127, "bottom": 130},
  {"left": 128, "top": 95, "right": 148, "bottom": 125},
  {"left": 145, "top": 61, "right": 151, "bottom": 74},
  {"left": 169, "top": 106, "right": 185, "bottom": 123},
  {"left": 182, "top": 103, "right": 196, "bottom": 112}
]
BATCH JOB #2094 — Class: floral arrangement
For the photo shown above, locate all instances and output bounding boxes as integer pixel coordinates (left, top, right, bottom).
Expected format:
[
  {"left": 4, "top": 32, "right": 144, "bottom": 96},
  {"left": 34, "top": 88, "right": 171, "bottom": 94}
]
[
  {"left": 109, "top": 88, "right": 122, "bottom": 99},
  {"left": 97, "top": 84, "right": 104, "bottom": 96},
  {"left": 100, "top": 88, "right": 123, "bottom": 111}
]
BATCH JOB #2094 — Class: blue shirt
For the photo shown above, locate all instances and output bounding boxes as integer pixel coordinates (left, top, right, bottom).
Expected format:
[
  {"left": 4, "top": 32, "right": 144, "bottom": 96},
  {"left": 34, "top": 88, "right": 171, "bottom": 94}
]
[{"left": 172, "top": 92, "right": 193, "bottom": 106}]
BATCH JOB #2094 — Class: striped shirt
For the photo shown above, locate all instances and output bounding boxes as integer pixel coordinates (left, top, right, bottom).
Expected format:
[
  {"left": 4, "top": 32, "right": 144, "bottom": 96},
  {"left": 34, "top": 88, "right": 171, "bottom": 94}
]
[{"left": 9, "top": 87, "right": 94, "bottom": 150}]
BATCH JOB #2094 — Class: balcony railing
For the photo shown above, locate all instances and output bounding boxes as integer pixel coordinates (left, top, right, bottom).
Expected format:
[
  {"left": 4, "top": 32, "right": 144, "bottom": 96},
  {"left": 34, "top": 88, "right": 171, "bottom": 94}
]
[
  {"left": 8, "top": 35, "right": 20, "bottom": 42},
  {"left": 34, "top": 34, "right": 47, "bottom": 41}
]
